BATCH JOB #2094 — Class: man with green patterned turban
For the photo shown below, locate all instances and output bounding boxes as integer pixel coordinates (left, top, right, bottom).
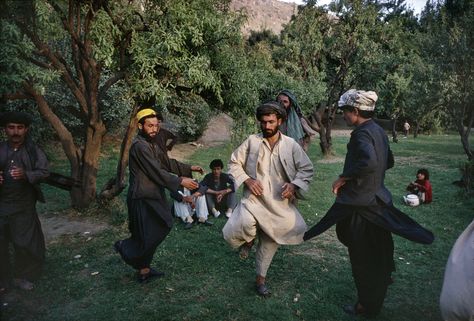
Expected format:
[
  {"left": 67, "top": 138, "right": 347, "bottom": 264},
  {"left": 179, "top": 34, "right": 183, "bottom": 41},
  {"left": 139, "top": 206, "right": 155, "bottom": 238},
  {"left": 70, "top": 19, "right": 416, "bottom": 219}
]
[{"left": 276, "top": 89, "right": 316, "bottom": 151}]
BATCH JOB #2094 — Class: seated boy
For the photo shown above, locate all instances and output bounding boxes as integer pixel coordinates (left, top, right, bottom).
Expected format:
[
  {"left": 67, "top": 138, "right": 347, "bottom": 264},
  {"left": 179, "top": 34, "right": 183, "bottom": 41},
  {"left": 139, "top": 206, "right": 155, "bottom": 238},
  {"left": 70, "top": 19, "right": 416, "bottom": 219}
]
[
  {"left": 201, "top": 159, "right": 236, "bottom": 218},
  {"left": 170, "top": 179, "right": 212, "bottom": 229}
]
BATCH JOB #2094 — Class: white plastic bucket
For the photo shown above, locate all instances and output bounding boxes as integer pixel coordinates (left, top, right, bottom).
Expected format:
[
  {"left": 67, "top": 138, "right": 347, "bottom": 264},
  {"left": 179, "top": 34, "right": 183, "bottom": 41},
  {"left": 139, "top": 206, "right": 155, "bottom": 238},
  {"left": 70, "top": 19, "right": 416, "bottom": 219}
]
[{"left": 404, "top": 194, "right": 420, "bottom": 207}]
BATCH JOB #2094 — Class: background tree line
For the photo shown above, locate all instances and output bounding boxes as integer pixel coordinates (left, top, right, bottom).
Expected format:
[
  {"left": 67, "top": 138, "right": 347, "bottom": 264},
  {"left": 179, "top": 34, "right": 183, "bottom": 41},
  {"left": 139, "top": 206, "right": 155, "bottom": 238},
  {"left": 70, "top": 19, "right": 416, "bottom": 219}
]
[{"left": 0, "top": 0, "right": 472, "bottom": 208}]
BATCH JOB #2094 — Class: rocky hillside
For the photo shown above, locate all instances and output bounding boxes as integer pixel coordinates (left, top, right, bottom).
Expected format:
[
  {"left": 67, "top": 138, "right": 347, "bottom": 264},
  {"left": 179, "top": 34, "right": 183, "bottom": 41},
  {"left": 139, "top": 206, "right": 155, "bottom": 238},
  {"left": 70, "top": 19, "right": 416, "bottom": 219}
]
[{"left": 230, "top": 0, "right": 299, "bottom": 35}]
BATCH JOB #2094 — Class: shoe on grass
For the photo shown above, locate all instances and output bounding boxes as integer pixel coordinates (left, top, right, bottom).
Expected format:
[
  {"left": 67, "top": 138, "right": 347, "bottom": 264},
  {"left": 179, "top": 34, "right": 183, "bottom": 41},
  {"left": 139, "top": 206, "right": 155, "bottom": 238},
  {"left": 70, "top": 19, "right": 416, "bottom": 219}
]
[
  {"left": 256, "top": 283, "right": 271, "bottom": 297},
  {"left": 137, "top": 268, "right": 165, "bottom": 283},
  {"left": 211, "top": 208, "right": 221, "bottom": 218}
]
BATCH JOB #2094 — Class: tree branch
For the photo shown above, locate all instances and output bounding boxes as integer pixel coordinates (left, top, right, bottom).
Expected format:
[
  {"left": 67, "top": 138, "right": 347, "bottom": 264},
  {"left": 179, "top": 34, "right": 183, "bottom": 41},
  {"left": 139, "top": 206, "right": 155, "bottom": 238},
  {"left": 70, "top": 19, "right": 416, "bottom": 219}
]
[
  {"left": 14, "top": 18, "right": 89, "bottom": 115},
  {"left": 99, "top": 72, "right": 126, "bottom": 100},
  {"left": 1, "top": 92, "right": 33, "bottom": 101}
]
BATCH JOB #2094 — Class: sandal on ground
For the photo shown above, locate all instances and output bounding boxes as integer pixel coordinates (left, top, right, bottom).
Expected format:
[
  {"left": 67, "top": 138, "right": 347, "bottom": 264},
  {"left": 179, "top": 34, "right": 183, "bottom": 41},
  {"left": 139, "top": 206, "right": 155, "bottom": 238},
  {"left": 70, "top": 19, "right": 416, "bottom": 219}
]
[
  {"left": 256, "top": 283, "right": 271, "bottom": 297},
  {"left": 343, "top": 302, "right": 367, "bottom": 317},
  {"left": 137, "top": 268, "right": 165, "bottom": 283}
]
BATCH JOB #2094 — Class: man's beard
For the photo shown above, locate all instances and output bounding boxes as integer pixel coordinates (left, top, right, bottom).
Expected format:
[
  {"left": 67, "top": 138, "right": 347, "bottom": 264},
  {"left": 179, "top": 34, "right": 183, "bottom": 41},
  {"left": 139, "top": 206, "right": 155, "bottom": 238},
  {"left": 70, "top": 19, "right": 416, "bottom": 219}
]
[
  {"left": 262, "top": 127, "right": 279, "bottom": 138},
  {"left": 140, "top": 130, "right": 157, "bottom": 140}
]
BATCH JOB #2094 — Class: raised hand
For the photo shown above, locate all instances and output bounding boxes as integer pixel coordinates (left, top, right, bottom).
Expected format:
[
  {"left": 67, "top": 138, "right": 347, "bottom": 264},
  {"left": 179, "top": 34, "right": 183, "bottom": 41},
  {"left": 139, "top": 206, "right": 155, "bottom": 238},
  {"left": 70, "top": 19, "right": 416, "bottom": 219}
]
[
  {"left": 181, "top": 177, "right": 199, "bottom": 190},
  {"left": 332, "top": 177, "right": 347, "bottom": 195},
  {"left": 191, "top": 165, "right": 204, "bottom": 175}
]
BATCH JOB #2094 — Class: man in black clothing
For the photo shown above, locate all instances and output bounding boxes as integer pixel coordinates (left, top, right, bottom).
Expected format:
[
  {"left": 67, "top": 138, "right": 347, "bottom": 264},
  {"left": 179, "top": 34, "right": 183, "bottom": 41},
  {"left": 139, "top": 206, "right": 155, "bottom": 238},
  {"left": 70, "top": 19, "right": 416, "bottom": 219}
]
[
  {"left": 304, "top": 89, "right": 434, "bottom": 318},
  {"left": 0, "top": 111, "right": 49, "bottom": 291},
  {"left": 201, "top": 159, "right": 236, "bottom": 218},
  {"left": 114, "top": 108, "right": 198, "bottom": 283}
]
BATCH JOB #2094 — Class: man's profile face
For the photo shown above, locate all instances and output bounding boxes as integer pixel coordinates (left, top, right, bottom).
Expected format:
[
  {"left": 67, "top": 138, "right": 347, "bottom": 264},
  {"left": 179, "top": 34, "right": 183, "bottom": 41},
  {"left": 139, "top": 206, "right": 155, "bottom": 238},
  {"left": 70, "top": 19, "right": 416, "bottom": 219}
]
[
  {"left": 259, "top": 114, "right": 282, "bottom": 138},
  {"left": 212, "top": 166, "right": 222, "bottom": 178},
  {"left": 139, "top": 117, "right": 160, "bottom": 138},
  {"left": 277, "top": 94, "right": 291, "bottom": 110},
  {"left": 5, "top": 123, "right": 28, "bottom": 145},
  {"left": 342, "top": 108, "right": 358, "bottom": 126}
]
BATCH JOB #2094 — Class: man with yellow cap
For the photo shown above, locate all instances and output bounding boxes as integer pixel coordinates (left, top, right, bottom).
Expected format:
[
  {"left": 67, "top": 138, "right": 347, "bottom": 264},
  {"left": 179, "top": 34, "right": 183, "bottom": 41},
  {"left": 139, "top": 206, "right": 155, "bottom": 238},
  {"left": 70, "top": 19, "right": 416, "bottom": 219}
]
[
  {"left": 304, "top": 89, "right": 434, "bottom": 318},
  {"left": 114, "top": 108, "right": 198, "bottom": 283}
]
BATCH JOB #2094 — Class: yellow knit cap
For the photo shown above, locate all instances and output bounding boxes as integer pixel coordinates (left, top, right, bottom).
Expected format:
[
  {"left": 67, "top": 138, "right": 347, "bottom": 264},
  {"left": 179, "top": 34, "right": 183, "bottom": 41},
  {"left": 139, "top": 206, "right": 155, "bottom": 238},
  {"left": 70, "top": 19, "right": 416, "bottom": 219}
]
[{"left": 136, "top": 108, "right": 156, "bottom": 122}]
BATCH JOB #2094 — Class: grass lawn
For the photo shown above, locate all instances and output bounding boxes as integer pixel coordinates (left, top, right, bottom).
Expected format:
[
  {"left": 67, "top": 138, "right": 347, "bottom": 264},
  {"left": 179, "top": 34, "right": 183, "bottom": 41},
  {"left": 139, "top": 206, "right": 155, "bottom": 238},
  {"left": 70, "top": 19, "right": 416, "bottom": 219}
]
[{"left": 2, "top": 134, "right": 473, "bottom": 321}]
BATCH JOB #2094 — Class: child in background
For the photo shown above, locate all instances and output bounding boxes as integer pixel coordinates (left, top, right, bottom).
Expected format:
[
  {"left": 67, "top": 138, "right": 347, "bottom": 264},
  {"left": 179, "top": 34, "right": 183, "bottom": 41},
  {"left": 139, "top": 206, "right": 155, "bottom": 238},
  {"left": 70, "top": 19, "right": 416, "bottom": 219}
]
[
  {"left": 406, "top": 168, "right": 432, "bottom": 204},
  {"left": 201, "top": 159, "right": 236, "bottom": 218}
]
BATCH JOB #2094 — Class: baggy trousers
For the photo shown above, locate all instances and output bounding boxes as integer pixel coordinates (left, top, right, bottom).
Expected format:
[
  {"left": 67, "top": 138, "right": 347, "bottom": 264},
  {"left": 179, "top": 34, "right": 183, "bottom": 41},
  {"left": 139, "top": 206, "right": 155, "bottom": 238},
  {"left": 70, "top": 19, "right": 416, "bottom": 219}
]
[
  {"left": 117, "top": 199, "right": 171, "bottom": 270},
  {"left": 0, "top": 207, "right": 45, "bottom": 286},
  {"left": 336, "top": 211, "right": 394, "bottom": 317}
]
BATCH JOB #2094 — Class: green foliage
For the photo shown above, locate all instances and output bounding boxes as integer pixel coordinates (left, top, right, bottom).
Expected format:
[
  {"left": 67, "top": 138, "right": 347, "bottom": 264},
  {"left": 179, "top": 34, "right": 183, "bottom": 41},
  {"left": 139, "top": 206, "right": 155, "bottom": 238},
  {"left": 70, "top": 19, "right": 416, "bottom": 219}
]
[{"left": 164, "top": 94, "right": 212, "bottom": 141}]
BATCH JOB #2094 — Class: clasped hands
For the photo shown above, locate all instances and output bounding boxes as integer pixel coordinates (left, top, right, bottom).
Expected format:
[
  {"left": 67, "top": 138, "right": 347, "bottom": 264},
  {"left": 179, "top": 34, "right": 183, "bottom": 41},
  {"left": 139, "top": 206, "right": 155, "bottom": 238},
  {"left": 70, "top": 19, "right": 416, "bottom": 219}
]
[
  {"left": 244, "top": 178, "right": 296, "bottom": 200},
  {"left": 0, "top": 166, "right": 25, "bottom": 185},
  {"left": 182, "top": 192, "right": 202, "bottom": 208}
]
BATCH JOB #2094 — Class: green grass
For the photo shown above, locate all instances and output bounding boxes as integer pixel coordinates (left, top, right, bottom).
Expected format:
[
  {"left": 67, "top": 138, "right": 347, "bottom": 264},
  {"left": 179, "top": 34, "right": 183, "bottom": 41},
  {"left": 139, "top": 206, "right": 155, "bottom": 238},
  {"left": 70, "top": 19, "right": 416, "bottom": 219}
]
[{"left": 3, "top": 134, "right": 473, "bottom": 321}]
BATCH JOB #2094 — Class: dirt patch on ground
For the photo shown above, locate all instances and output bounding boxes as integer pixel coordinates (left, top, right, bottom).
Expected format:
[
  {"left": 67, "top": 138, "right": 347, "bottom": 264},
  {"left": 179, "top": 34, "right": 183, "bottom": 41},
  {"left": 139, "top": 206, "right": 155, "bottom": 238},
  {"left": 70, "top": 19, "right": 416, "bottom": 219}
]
[
  {"left": 197, "top": 113, "right": 233, "bottom": 147},
  {"left": 317, "top": 156, "right": 344, "bottom": 164},
  {"left": 168, "top": 113, "right": 233, "bottom": 162},
  {"left": 168, "top": 142, "right": 201, "bottom": 162},
  {"left": 40, "top": 214, "right": 108, "bottom": 244},
  {"left": 331, "top": 129, "right": 352, "bottom": 137}
]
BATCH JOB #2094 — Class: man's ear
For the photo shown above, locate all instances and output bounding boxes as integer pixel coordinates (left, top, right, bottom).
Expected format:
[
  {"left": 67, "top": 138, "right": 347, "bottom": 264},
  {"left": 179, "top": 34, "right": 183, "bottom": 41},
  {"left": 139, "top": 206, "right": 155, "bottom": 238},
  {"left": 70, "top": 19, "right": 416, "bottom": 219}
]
[
  {"left": 138, "top": 123, "right": 143, "bottom": 130},
  {"left": 277, "top": 118, "right": 283, "bottom": 126}
]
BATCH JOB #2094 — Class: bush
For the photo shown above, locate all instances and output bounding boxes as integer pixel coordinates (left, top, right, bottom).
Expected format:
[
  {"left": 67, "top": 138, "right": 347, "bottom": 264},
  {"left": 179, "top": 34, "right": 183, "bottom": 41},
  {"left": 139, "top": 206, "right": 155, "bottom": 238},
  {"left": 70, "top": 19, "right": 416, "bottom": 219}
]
[{"left": 163, "top": 94, "right": 212, "bottom": 142}]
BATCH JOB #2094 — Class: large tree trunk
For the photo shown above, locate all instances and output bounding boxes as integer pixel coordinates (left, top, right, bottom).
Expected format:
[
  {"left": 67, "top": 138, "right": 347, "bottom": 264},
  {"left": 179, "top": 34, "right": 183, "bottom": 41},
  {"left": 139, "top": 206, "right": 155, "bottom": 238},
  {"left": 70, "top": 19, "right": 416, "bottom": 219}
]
[
  {"left": 70, "top": 121, "right": 107, "bottom": 208},
  {"left": 99, "top": 105, "right": 139, "bottom": 200}
]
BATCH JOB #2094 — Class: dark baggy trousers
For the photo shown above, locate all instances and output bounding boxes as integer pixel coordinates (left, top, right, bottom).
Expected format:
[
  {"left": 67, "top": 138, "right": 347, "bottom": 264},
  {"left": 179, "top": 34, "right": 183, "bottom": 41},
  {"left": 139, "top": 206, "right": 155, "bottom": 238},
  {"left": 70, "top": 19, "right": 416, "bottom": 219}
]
[
  {"left": 0, "top": 207, "right": 45, "bottom": 287},
  {"left": 336, "top": 211, "right": 394, "bottom": 317},
  {"left": 116, "top": 199, "right": 171, "bottom": 270}
]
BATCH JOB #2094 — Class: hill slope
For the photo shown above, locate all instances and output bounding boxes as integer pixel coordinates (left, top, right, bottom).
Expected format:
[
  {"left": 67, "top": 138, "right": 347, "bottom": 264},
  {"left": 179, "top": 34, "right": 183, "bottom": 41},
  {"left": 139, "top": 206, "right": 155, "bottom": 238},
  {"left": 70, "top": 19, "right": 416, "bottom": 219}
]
[{"left": 231, "top": 0, "right": 299, "bottom": 35}]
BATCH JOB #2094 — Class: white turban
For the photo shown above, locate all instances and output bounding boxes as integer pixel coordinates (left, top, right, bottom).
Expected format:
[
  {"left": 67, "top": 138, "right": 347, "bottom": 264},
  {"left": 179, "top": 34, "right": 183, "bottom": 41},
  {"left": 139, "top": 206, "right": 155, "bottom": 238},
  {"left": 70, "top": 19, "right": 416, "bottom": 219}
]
[{"left": 338, "top": 89, "right": 378, "bottom": 111}]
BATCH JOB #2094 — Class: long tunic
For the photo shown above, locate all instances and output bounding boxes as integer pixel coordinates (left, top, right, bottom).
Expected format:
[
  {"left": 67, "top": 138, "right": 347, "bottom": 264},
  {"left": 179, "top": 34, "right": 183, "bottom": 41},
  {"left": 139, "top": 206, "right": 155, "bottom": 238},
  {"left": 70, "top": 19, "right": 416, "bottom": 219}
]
[
  {"left": 0, "top": 140, "right": 49, "bottom": 281},
  {"left": 127, "top": 133, "right": 182, "bottom": 227},
  {"left": 223, "top": 133, "right": 313, "bottom": 247},
  {"left": 304, "top": 119, "right": 433, "bottom": 316},
  {"left": 116, "top": 133, "right": 183, "bottom": 270}
]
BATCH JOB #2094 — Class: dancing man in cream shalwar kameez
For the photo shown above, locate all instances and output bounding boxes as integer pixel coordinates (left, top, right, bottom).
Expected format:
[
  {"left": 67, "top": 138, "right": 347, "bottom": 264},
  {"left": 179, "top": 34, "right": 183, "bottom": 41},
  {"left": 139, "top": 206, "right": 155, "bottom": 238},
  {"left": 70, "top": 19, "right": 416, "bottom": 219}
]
[{"left": 223, "top": 101, "right": 313, "bottom": 297}]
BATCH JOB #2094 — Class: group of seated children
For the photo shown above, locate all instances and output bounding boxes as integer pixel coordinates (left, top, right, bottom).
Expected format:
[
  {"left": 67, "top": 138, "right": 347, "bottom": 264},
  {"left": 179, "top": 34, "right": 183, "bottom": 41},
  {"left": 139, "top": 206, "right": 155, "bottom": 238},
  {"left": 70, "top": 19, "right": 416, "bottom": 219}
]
[
  {"left": 404, "top": 168, "right": 432, "bottom": 206},
  {"left": 171, "top": 159, "right": 236, "bottom": 229}
]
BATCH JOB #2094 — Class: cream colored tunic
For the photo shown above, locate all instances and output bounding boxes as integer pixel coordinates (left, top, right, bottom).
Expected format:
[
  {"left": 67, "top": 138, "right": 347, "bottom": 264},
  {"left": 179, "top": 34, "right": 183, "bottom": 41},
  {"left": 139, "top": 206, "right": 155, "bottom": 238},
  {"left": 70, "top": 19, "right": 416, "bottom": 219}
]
[{"left": 223, "top": 134, "right": 313, "bottom": 247}]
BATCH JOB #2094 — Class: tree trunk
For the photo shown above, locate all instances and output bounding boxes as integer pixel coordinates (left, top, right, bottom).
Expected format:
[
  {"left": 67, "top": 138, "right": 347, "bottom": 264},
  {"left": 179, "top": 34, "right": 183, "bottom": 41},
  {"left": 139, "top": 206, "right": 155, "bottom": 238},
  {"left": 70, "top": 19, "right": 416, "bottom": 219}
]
[
  {"left": 414, "top": 120, "right": 420, "bottom": 139},
  {"left": 99, "top": 105, "right": 139, "bottom": 200},
  {"left": 70, "top": 121, "right": 107, "bottom": 208},
  {"left": 309, "top": 106, "right": 332, "bottom": 156},
  {"left": 458, "top": 122, "right": 473, "bottom": 161},
  {"left": 391, "top": 117, "right": 398, "bottom": 143}
]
